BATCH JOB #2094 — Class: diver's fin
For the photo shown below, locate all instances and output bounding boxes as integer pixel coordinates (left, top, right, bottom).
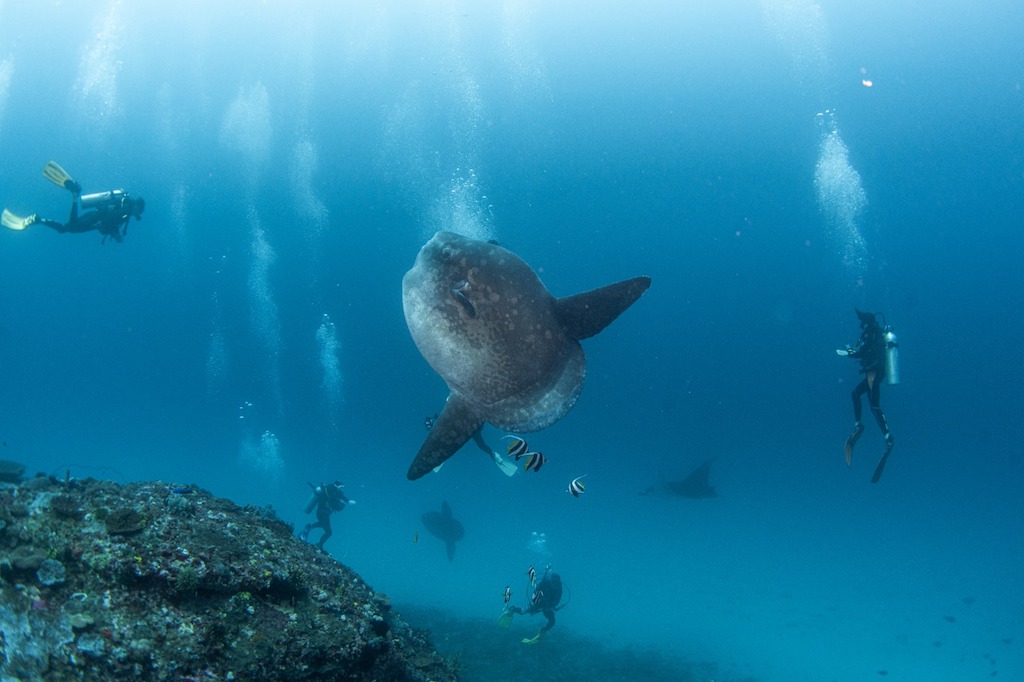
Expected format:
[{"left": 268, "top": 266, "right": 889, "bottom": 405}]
[
  {"left": 490, "top": 450, "right": 518, "bottom": 477},
  {"left": 42, "top": 161, "right": 81, "bottom": 193},
  {"left": 497, "top": 608, "right": 514, "bottom": 629},
  {"left": 521, "top": 631, "right": 545, "bottom": 644},
  {"left": 42, "top": 161, "right": 76, "bottom": 189},
  {"left": 870, "top": 436, "right": 894, "bottom": 484},
  {"left": 844, "top": 422, "right": 864, "bottom": 467},
  {"left": 1, "top": 210, "right": 37, "bottom": 231}
]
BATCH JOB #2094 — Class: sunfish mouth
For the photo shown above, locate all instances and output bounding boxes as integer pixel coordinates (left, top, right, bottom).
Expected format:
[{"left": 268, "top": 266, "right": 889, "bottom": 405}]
[{"left": 451, "top": 279, "right": 476, "bottom": 318}]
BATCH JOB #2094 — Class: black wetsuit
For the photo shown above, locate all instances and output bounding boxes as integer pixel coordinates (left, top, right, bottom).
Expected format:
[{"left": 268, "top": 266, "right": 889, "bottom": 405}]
[
  {"left": 848, "top": 322, "right": 890, "bottom": 436},
  {"left": 302, "top": 484, "right": 350, "bottom": 549},
  {"left": 512, "top": 572, "right": 563, "bottom": 635},
  {"left": 35, "top": 188, "right": 141, "bottom": 243}
]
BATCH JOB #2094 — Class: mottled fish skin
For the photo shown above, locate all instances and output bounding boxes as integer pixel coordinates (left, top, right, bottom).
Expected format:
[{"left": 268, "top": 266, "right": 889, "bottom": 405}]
[{"left": 403, "top": 231, "right": 650, "bottom": 479}]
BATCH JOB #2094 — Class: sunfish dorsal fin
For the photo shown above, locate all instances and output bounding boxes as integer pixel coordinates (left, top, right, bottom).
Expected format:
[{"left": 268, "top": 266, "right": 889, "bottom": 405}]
[
  {"left": 554, "top": 276, "right": 651, "bottom": 341},
  {"left": 407, "top": 395, "right": 483, "bottom": 480}
]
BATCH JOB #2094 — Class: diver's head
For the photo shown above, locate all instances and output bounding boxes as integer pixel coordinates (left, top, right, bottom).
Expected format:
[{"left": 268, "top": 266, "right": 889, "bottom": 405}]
[
  {"left": 131, "top": 196, "right": 145, "bottom": 220},
  {"left": 855, "top": 308, "right": 878, "bottom": 329}
]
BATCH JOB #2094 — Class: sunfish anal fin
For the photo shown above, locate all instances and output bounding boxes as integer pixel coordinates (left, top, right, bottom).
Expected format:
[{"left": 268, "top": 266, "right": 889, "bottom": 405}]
[
  {"left": 407, "top": 394, "right": 483, "bottom": 480},
  {"left": 554, "top": 276, "right": 651, "bottom": 340}
]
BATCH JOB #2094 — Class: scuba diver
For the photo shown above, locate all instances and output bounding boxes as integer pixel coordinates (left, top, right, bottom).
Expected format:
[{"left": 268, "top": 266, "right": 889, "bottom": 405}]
[
  {"left": 299, "top": 480, "right": 354, "bottom": 550},
  {"left": 498, "top": 565, "right": 568, "bottom": 644},
  {"left": 837, "top": 308, "right": 899, "bottom": 482},
  {"left": 1, "top": 161, "right": 145, "bottom": 243}
]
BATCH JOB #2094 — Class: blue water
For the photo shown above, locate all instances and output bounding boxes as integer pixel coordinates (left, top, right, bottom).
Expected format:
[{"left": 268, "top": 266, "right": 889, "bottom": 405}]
[{"left": 1, "top": 1, "right": 1021, "bottom": 679}]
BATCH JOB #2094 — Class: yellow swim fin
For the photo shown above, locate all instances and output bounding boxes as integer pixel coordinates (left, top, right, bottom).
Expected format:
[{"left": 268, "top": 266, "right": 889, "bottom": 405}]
[
  {"left": 521, "top": 630, "right": 545, "bottom": 645},
  {"left": 497, "top": 608, "right": 514, "bottom": 629},
  {"left": 42, "top": 161, "right": 79, "bottom": 192},
  {"left": 1, "top": 210, "right": 36, "bottom": 231}
]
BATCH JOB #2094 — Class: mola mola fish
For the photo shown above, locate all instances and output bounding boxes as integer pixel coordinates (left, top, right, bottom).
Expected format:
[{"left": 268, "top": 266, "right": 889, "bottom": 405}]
[
  {"left": 421, "top": 500, "right": 464, "bottom": 562},
  {"left": 402, "top": 231, "right": 650, "bottom": 480}
]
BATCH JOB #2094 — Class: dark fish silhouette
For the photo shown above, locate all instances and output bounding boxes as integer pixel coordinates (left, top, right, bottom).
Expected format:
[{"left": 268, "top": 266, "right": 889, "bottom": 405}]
[
  {"left": 403, "top": 231, "right": 650, "bottom": 479},
  {"left": 640, "top": 459, "right": 717, "bottom": 499},
  {"left": 421, "top": 501, "right": 465, "bottom": 562}
]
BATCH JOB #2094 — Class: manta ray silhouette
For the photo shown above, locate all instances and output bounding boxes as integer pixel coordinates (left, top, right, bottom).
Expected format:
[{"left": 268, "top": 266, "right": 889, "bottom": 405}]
[
  {"left": 403, "top": 231, "right": 650, "bottom": 480},
  {"left": 640, "top": 459, "right": 718, "bottom": 499},
  {"left": 421, "top": 501, "right": 464, "bottom": 562}
]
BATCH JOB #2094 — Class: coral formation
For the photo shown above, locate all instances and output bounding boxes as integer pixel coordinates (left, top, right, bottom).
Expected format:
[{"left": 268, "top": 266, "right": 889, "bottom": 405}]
[
  {"left": 0, "top": 472, "right": 456, "bottom": 681},
  {"left": 0, "top": 459, "right": 25, "bottom": 484}
]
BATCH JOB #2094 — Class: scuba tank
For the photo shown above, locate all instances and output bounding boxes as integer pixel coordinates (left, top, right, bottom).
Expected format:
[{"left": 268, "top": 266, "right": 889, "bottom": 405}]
[
  {"left": 80, "top": 189, "right": 127, "bottom": 210},
  {"left": 883, "top": 327, "right": 900, "bottom": 385}
]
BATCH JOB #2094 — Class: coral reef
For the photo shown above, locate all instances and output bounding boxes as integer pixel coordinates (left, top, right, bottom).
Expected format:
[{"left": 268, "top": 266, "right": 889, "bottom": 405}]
[
  {"left": 0, "top": 460, "right": 25, "bottom": 485},
  {"left": 0, "top": 473, "right": 456, "bottom": 681}
]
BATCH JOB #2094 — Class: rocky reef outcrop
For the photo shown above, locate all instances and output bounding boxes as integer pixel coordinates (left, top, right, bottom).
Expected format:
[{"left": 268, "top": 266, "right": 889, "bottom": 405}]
[{"left": 0, "top": 472, "right": 457, "bottom": 681}]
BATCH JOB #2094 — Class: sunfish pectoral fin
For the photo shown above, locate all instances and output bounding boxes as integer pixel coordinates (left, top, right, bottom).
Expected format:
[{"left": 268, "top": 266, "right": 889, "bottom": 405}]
[
  {"left": 407, "top": 394, "right": 483, "bottom": 480},
  {"left": 554, "top": 276, "right": 651, "bottom": 341}
]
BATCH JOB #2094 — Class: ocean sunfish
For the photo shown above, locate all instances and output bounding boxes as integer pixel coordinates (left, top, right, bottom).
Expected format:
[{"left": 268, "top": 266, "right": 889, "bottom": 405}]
[
  {"left": 421, "top": 500, "right": 465, "bottom": 562},
  {"left": 402, "top": 231, "right": 650, "bottom": 480}
]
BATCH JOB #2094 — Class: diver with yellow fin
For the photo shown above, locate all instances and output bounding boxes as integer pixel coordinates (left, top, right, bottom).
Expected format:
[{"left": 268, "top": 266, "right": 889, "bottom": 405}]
[
  {"left": 497, "top": 565, "right": 568, "bottom": 643},
  {"left": 837, "top": 308, "right": 899, "bottom": 482},
  {"left": 2, "top": 161, "right": 144, "bottom": 243}
]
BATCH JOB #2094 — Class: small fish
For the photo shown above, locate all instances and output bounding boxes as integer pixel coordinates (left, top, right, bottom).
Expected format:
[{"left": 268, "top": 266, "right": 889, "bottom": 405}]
[
  {"left": 413, "top": 532, "right": 419, "bottom": 544},
  {"left": 527, "top": 565, "right": 536, "bottom": 587},
  {"left": 522, "top": 451, "right": 546, "bottom": 472},
  {"left": 171, "top": 486, "right": 194, "bottom": 495},
  {"left": 531, "top": 588, "right": 544, "bottom": 606},
  {"left": 503, "top": 435, "right": 529, "bottom": 458},
  {"left": 567, "top": 475, "right": 587, "bottom": 498},
  {"left": 503, "top": 585, "right": 511, "bottom": 605},
  {"left": 424, "top": 414, "right": 438, "bottom": 431}
]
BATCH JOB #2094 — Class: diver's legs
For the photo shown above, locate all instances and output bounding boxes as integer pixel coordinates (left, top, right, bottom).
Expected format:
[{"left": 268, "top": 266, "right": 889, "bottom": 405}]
[
  {"left": 317, "top": 528, "right": 332, "bottom": 548},
  {"left": 66, "top": 188, "right": 80, "bottom": 223},
  {"left": 851, "top": 379, "right": 868, "bottom": 423},
  {"left": 845, "top": 379, "right": 870, "bottom": 466},
  {"left": 35, "top": 218, "right": 70, "bottom": 233},
  {"left": 470, "top": 427, "right": 492, "bottom": 454},
  {"left": 870, "top": 406, "right": 893, "bottom": 444},
  {"left": 64, "top": 175, "right": 82, "bottom": 224},
  {"left": 866, "top": 375, "right": 892, "bottom": 444},
  {"left": 541, "top": 609, "right": 556, "bottom": 633},
  {"left": 316, "top": 517, "right": 333, "bottom": 548}
]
